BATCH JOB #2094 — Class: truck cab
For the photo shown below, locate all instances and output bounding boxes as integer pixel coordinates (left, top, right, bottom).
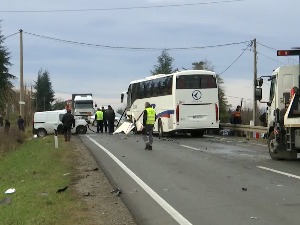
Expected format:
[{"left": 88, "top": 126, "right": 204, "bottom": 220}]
[
  {"left": 256, "top": 65, "right": 300, "bottom": 159},
  {"left": 72, "top": 94, "right": 94, "bottom": 121}
]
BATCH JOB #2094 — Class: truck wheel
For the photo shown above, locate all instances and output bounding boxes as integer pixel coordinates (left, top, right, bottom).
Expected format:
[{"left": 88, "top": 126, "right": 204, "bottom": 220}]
[
  {"left": 268, "top": 132, "right": 280, "bottom": 160},
  {"left": 158, "top": 119, "right": 163, "bottom": 139},
  {"left": 76, "top": 125, "right": 87, "bottom": 134},
  {"left": 37, "top": 128, "right": 47, "bottom": 138}
]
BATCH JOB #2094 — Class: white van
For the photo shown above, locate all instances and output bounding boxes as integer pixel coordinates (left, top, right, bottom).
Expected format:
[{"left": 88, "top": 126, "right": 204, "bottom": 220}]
[{"left": 33, "top": 110, "right": 87, "bottom": 137}]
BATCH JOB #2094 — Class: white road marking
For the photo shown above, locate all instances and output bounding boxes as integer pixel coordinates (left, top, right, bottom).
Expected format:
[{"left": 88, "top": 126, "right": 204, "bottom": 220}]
[
  {"left": 180, "top": 144, "right": 203, "bottom": 151},
  {"left": 257, "top": 166, "right": 300, "bottom": 180},
  {"left": 86, "top": 135, "right": 193, "bottom": 225}
]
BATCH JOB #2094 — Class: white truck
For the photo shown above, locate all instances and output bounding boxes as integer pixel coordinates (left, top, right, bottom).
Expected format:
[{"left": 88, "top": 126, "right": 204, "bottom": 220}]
[
  {"left": 33, "top": 110, "right": 87, "bottom": 137},
  {"left": 255, "top": 64, "right": 300, "bottom": 160},
  {"left": 71, "top": 94, "right": 94, "bottom": 122}
]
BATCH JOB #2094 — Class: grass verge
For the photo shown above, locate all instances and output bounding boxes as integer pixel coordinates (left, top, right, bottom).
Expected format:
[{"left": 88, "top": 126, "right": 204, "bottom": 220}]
[{"left": 0, "top": 135, "right": 91, "bottom": 225}]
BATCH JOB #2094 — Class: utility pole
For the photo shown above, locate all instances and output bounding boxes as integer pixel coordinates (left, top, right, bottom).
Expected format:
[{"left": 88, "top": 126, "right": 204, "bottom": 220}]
[
  {"left": 253, "top": 38, "right": 257, "bottom": 126},
  {"left": 19, "top": 29, "right": 24, "bottom": 118}
]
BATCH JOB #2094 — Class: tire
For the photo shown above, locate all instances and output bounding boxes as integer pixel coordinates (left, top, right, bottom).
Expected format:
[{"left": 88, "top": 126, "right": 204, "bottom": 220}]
[
  {"left": 37, "top": 128, "right": 47, "bottom": 138},
  {"left": 76, "top": 125, "right": 87, "bottom": 134},
  {"left": 268, "top": 131, "right": 280, "bottom": 160},
  {"left": 191, "top": 130, "right": 204, "bottom": 137},
  {"left": 158, "top": 119, "right": 163, "bottom": 139},
  {"left": 57, "top": 124, "right": 64, "bottom": 134}
]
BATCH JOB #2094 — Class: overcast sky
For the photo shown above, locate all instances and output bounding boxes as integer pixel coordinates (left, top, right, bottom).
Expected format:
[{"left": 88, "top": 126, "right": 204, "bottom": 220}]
[{"left": 1, "top": 0, "right": 299, "bottom": 111}]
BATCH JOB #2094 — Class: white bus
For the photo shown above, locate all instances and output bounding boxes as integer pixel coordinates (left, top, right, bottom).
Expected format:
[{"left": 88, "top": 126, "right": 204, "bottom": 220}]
[{"left": 121, "top": 70, "right": 219, "bottom": 137}]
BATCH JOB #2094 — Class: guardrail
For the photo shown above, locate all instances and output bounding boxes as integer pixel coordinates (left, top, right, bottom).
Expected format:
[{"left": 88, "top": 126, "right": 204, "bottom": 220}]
[{"left": 220, "top": 123, "right": 268, "bottom": 138}]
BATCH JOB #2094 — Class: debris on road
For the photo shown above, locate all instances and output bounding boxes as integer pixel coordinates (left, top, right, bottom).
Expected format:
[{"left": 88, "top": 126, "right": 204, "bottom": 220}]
[
  {"left": 56, "top": 186, "right": 68, "bottom": 193},
  {"left": 111, "top": 188, "right": 122, "bottom": 196},
  {"left": 5, "top": 188, "right": 15, "bottom": 194}
]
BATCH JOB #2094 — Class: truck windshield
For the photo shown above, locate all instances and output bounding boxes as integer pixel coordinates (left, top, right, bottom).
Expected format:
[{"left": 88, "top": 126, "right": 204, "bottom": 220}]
[
  {"left": 269, "top": 79, "right": 276, "bottom": 103},
  {"left": 75, "top": 102, "right": 93, "bottom": 109}
]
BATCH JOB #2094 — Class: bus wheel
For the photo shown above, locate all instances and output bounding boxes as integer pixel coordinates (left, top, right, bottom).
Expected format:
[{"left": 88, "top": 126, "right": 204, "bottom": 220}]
[
  {"left": 158, "top": 119, "right": 163, "bottom": 139},
  {"left": 191, "top": 130, "right": 204, "bottom": 138}
]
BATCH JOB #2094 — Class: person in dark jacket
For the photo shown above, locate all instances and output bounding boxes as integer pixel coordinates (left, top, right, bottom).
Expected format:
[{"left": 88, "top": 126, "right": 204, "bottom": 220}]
[
  {"left": 142, "top": 102, "right": 156, "bottom": 150},
  {"left": 102, "top": 106, "right": 108, "bottom": 133},
  {"left": 106, "top": 105, "right": 115, "bottom": 134},
  {"left": 62, "top": 109, "right": 75, "bottom": 141},
  {"left": 17, "top": 116, "right": 25, "bottom": 132}
]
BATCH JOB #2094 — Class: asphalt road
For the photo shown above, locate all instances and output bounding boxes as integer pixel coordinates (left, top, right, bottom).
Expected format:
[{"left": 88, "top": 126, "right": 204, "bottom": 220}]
[{"left": 79, "top": 129, "right": 300, "bottom": 225}]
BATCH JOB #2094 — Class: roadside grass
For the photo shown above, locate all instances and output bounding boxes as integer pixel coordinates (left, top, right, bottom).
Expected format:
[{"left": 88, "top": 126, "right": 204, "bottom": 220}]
[
  {"left": 0, "top": 134, "right": 91, "bottom": 225},
  {"left": 0, "top": 127, "right": 26, "bottom": 156}
]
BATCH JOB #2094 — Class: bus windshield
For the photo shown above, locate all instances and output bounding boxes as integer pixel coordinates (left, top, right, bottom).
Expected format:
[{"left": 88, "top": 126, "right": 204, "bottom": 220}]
[{"left": 176, "top": 74, "right": 217, "bottom": 89}]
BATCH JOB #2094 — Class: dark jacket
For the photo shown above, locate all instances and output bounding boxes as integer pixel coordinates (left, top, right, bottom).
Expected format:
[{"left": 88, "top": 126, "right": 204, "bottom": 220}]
[
  {"left": 62, "top": 112, "right": 75, "bottom": 128},
  {"left": 106, "top": 109, "right": 115, "bottom": 121}
]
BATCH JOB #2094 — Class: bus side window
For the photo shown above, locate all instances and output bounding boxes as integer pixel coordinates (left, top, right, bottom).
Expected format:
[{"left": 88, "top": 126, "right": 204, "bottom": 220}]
[
  {"left": 165, "top": 76, "right": 172, "bottom": 95},
  {"left": 145, "top": 81, "right": 151, "bottom": 98},
  {"left": 176, "top": 77, "right": 185, "bottom": 89}
]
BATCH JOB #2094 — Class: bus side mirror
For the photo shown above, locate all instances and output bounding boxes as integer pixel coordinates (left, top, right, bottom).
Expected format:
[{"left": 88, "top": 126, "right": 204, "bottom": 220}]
[
  {"left": 94, "top": 103, "right": 97, "bottom": 107},
  {"left": 255, "top": 88, "right": 262, "bottom": 101},
  {"left": 121, "top": 93, "right": 124, "bottom": 103}
]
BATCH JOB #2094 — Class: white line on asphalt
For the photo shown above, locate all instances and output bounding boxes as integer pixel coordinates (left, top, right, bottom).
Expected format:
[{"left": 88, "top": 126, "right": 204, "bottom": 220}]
[
  {"left": 180, "top": 144, "right": 203, "bottom": 151},
  {"left": 86, "top": 135, "right": 193, "bottom": 225},
  {"left": 257, "top": 166, "right": 300, "bottom": 180}
]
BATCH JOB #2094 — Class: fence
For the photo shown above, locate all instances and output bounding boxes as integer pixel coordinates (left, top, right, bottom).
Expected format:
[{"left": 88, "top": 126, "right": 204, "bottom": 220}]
[{"left": 219, "top": 123, "right": 268, "bottom": 139}]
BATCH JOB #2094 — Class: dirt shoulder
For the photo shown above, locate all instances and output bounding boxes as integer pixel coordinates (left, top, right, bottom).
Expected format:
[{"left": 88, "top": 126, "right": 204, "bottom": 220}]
[{"left": 71, "top": 136, "right": 137, "bottom": 225}]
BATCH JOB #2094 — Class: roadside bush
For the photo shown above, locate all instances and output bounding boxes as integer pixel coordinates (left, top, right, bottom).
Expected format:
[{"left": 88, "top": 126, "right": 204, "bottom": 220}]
[{"left": 0, "top": 127, "right": 26, "bottom": 156}]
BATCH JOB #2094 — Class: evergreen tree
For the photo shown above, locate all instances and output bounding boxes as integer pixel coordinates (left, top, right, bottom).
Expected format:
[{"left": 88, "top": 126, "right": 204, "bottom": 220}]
[
  {"left": 32, "top": 69, "right": 55, "bottom": 111},
  {"left": 151, "top": 49, "right": 174, "bottom": 75},
  {"left": 192, "top": 60, "right": 231, "bottom": 122},
  {"left": 0, "top": 23, "right": 15, "bottom": 112},
  {"left": 52, "top": 98, "right": 66, "bottom": 110}
]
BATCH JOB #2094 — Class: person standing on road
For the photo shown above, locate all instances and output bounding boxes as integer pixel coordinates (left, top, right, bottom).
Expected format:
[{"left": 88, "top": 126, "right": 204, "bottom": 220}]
[
  {"left": 17, "top": 115, "right": 25, "bottom": 132},
  {"left": 102, "top": 106, "right": 108, "bottom": 133},
  {"left": 95, "top": 108, "right": 104, "bottom": 133},
  {"left": 106, "top": 105, "right": 115, "bottom": 134},
  {"left": 62, "top": 109, "right": 75, "bottom": 141},
  {"left": 142, "top": 102, "right": 156, "bottom": 150}
]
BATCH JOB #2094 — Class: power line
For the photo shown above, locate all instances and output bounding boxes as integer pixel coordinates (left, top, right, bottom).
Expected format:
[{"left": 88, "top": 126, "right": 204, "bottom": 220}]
[
  {"left": 24, "top": 31, "right": 249, "bottom": 51},
  {"left": 256, "top": 51, "right": 287, "bottom": 64},
  {"left": 0, "top": 0, "right": 245, "bottom": 13},
  {"left": 3, "top": 32, "right": 19, "bottom": 40},
  {"left": 218, "top": 42, "right": 251, "bottom": 75},
  {"left": 257, "top": 41, "right": 298, "bottom": 63}
]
